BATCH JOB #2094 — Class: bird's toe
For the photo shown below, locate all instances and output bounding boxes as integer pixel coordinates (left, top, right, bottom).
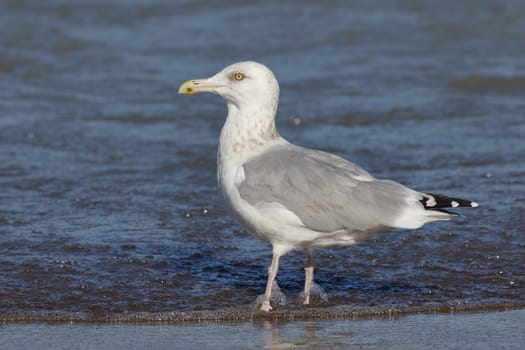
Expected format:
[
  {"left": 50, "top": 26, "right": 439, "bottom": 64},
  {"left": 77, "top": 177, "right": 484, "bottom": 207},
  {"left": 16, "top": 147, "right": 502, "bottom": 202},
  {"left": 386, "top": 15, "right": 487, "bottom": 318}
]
[{"left": 260, "top": 300, "right": 273, "bottom": 312}]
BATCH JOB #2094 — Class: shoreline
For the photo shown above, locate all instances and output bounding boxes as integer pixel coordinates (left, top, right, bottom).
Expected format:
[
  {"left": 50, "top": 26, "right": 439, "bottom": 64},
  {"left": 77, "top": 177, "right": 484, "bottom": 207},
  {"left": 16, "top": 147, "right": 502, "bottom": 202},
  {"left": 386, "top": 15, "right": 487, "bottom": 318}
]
[
  {"left": 2, "top": 302, "right": 523, "bottom": 324},
  {"left": 1, "top": 309, "right": 523, "bottom": 349}
]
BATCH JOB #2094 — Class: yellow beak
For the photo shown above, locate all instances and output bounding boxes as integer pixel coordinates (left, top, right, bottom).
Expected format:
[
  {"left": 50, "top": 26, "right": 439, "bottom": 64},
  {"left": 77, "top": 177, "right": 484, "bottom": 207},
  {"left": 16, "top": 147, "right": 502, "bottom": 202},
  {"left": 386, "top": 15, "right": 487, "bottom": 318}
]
[{"left": 178, "top": 79, "right": 218, "bottom": 95}]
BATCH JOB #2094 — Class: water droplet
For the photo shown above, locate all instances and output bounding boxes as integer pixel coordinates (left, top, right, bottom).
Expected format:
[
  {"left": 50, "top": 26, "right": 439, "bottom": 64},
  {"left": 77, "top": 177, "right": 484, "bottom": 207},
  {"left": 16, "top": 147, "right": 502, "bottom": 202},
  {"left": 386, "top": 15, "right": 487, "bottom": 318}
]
[{"left": 290, "top": 115, "right": 302, "bottom": 125}]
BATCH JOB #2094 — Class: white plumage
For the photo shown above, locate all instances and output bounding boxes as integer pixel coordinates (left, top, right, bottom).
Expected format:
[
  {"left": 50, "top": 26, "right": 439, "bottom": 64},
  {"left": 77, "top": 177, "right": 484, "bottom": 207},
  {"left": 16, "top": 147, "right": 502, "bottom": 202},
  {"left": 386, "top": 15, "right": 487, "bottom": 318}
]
[{"left": 179, "top": 61, "right": 478, "bottom": 312}]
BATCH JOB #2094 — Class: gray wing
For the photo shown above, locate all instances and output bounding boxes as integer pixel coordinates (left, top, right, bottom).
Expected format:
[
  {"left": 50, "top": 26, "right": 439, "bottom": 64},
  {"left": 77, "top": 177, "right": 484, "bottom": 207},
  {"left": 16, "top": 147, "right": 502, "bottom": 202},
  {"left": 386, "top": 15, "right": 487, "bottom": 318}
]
[{"left": 238, "top": 144, "right": 421, "bottom": 233}]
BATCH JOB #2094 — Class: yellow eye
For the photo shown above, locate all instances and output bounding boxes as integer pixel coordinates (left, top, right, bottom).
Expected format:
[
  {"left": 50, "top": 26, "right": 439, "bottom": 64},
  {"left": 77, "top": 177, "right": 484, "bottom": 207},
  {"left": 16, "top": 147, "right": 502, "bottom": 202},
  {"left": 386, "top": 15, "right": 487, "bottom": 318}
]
[{"left": 234, "top": 72, "right": 244, "bottom": 81}]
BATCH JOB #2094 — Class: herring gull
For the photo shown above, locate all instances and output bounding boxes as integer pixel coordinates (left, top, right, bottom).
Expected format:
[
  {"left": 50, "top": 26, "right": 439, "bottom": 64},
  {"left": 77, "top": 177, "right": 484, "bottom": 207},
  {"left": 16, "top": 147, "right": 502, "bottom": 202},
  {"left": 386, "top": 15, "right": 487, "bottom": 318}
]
[{"left": 179, "top": 61, "right": 478, "bottom": 312}]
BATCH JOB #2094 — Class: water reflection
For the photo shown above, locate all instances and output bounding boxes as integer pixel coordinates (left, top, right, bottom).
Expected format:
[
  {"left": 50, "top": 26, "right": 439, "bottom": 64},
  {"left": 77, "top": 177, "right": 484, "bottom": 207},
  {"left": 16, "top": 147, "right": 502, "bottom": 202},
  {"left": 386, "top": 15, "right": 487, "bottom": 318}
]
[{"left": 257, "top": 320, "right": 351, "bottom": 349}]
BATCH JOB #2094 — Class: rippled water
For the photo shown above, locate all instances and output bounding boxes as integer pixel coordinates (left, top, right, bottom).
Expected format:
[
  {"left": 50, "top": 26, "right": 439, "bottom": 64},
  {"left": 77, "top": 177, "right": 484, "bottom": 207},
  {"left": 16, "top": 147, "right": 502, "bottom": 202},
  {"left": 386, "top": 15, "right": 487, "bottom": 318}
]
[{"left": 1, "top": 0, "right": 524, "bottom": 322}]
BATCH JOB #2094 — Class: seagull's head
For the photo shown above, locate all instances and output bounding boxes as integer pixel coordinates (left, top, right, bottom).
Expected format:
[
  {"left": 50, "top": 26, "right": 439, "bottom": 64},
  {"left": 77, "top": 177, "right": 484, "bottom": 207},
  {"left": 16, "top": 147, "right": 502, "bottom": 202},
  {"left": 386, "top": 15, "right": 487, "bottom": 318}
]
[{"left": 179, "top": 61, "right": 279, "bottom": 111}]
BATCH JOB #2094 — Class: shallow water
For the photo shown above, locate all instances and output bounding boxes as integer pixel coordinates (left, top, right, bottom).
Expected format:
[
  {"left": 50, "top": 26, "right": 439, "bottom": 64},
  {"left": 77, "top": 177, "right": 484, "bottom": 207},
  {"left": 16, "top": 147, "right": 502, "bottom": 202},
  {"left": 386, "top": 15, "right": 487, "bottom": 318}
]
[
  {"left": 1, "top": 310, "right": 524, "bottom": 349},
  {"left": 0, "top": 0, "right": 524, "bottom": 321}
]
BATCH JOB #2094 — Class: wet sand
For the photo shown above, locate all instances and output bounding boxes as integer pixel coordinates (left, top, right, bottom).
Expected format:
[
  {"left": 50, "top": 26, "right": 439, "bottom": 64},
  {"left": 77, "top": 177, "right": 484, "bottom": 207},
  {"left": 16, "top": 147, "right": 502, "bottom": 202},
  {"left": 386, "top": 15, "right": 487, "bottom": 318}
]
[{"left": 1, "top": 309, "right": 524, "bottom": 349}]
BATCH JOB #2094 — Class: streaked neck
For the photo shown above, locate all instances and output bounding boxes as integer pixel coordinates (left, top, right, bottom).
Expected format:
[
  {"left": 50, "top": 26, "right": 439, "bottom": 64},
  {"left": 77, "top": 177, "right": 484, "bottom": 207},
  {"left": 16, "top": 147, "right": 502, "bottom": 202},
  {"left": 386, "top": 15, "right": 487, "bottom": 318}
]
[{"left": 219, "top": 102, "right": 280, "bottom": 161}]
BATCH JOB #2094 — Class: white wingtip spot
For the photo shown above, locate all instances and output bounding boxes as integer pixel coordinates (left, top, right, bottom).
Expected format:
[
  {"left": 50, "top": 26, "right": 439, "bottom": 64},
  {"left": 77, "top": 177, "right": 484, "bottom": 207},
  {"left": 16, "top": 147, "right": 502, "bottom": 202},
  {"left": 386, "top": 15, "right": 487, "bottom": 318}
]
[
  {"left": 425, "top": 196, "right": 436, "bottom": 207},
  {"left": 471, "top": 201, "right": 479, "bottom": 208},
  {"left": 451, "top": 201, "right": 459, "bottom": 207}
]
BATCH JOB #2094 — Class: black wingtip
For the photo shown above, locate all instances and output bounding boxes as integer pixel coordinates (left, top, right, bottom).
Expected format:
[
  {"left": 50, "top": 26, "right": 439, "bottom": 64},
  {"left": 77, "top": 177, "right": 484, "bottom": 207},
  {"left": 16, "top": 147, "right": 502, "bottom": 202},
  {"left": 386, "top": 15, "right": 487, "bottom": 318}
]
[{"left": 420, "top": 193, "right": 479, "bottom": 210}]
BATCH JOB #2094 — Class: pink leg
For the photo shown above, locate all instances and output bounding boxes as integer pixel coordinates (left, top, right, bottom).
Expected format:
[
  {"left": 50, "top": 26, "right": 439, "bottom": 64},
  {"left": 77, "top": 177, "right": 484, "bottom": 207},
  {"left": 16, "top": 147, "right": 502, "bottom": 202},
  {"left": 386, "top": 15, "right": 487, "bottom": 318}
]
[
  {"left": 303, "top": 249, "right": 314, "bottom": 305},
  {"left": 261, "top": 254, "right": 280, "bottom": 312}
]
